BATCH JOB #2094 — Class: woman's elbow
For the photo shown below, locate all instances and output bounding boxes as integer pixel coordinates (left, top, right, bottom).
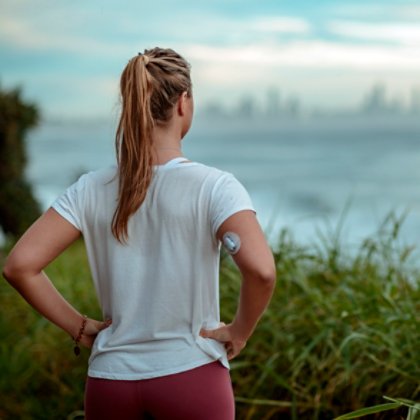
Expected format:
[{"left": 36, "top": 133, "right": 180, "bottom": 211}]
[
  {"left": 245, "top": 264, "right": 276, "bottom": 290},
  {"left": 259, "top": 266, "right": 277, "bottom": 288},
  {"left": 2, "top": 259, "right": 17, "bottom": 283},
  {"left": 2, "top": 256, "right": 30, "bottom": 285}
]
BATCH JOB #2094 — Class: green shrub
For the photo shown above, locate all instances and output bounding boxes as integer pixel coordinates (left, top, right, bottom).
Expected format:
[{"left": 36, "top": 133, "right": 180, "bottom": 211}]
[{"left": 0, "top": 86, "right": 41, "bottom": 237}]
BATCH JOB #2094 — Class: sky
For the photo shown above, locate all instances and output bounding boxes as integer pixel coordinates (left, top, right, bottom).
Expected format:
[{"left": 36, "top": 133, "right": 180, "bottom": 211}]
[{"left": 1, "top": 0, "right": 420, "bottom": 118}]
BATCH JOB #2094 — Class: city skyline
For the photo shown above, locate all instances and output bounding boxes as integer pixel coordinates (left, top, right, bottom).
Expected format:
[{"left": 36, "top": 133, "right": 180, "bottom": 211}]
[{"left": 200, "top": 83, "right": 420, "bottom": 120}]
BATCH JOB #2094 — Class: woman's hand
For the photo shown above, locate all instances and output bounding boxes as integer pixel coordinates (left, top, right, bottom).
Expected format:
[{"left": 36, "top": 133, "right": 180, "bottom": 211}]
[
  {"left": 199, "top": 322, "right": 247, "bottom": 360},
  {"left": 78, "top": 318, "right": 112, "bottom": 349}
]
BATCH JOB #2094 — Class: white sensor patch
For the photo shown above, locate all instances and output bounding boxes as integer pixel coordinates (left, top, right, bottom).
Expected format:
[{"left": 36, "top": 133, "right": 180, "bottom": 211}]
[{"left": 222, "top": 232, "right": 241, "bottom": 255}]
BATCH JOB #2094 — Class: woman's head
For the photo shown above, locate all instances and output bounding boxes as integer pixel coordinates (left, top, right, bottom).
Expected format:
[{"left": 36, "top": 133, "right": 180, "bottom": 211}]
[
  {"left": 112, "top": 47, "right": 192, "bottom": 243},
  {"left": 120, "top": 48, "right": 192, "bottom": 126}
]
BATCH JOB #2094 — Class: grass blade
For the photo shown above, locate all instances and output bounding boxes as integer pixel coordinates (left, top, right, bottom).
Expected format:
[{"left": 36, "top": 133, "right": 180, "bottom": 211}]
[{"left": 334, "top": 402, "right": 401, "bottom": 419}]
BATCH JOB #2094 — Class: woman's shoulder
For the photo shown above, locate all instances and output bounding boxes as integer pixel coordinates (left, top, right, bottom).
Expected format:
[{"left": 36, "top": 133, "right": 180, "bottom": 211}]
[
  {"left": 188, "top": 161, "right": 233, "bottom": 181},
  {"left": 78, "top": 166, "right": 117, "bottom": 183},
  {"left": 69, "top": 166, "right": 117, "bottom": 193}
]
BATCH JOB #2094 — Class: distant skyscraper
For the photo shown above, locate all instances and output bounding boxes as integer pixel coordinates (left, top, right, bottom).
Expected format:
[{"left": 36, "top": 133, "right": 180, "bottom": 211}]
[
  {"left": 202, "top": 102, "right": 227, "bottom": 119},
  {"left": 283, "top": 95, "right": 301, "bottom": 118},
  {"left": 236, "top": 95, "right": 256, "bottom": 119},
  {"left": 362, "top": 83, "right": 387, "bottom": 114},
  {"left": 410, "top": 87, "right": 420, "bottom": 114},
  {"left": 388, "top": 95, "right": 404, "bottom": 115},
  {"left": 265, "top": 87, "right": 281, "bottom": 119}
]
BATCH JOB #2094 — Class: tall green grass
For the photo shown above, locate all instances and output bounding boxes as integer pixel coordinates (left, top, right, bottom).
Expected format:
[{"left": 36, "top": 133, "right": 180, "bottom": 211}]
[
  {"left": 0, "top": 211, "right": 419, "bottom": 419},
  {"left": 225, "top": 211, "right": 419, "bottom": 419}
]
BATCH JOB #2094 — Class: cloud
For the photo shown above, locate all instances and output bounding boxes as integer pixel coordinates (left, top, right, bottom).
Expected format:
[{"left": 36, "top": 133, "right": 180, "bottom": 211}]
[
  {"left": 327, "top": 4, "right": 394, "bottom": 19},
  {"left": 0, "top": 15, "right": 126, "bottom": 56},
  {"left": 0, "top": 2, "right": 311, "bottom": 55},
  {"left": 4, "top": 4, "right": 419, "bottom": 72},
  {"left": 328, "top": 21, "right": 420, "bottom": 46},
  {"left": 246, "top": 16, "right": 310, "bottom": 34},
  {"left": 326, "top": 3, "right": 420, "bottom": 21},
  {"left": 184, "top": 40, "right": 420, "bottom": 71},
  {"left": 397, "top": 5, "right": 420, "bottom": 20}
]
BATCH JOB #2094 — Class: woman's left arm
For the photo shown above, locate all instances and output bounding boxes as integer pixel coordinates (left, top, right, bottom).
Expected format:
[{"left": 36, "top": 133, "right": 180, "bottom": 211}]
[{"left": 2, "top": 208, "right": 110, "bottom": 348}]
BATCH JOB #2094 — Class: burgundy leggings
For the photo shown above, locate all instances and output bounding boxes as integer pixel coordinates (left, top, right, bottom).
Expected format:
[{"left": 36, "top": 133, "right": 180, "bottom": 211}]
[{"left": 84, "top": 361, "right": 235, "bottom": 420}]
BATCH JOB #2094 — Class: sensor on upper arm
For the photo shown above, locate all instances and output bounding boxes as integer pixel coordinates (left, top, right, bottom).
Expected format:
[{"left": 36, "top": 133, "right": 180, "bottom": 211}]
[{"left": 222, "top": 232, "right": 241, "bottom": 255}]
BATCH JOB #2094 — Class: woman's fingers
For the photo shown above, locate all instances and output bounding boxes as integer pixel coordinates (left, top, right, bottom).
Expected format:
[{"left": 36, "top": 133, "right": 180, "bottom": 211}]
[
  {"left": 97, "top": 318, "right": 112, "bottom": 331},
  {"left": 79, "top": 318, "right": 112, "bottom": 349},
  {"left": 199, "top": 323, "right": 247, "bottom": 360},
  {"left": 199, "top": 324, "right": 231, "bottom": 342},
  {"left": 225, "top": 340, "right": 246, "bottom": 360},
  {"left": 84, "top": 318, "right": 112, "bottom": 335}
]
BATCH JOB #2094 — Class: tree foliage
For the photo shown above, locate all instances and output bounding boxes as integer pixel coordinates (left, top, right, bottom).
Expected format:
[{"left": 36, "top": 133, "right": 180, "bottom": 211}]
[{"left": 0, "top": 86, "right": 41, "bottom": 237}]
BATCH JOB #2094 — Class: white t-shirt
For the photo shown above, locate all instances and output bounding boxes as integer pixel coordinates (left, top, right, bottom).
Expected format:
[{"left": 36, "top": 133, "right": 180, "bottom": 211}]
[{"left": 52, "top": 157, "right": 255, "bottom": 380}]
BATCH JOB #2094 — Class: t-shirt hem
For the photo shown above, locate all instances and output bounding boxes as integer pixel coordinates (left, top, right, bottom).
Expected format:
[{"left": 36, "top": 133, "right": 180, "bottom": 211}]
[{"left": 87, "top": 356, "right": 226, "bottom": 381}]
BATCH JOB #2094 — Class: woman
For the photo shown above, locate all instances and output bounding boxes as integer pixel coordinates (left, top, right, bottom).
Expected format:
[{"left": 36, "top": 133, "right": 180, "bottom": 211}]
[{"left": 3, "top": 47, "right": 276, "bottom": 419}]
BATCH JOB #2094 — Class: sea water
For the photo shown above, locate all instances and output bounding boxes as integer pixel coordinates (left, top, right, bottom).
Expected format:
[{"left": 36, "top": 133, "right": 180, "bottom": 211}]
[{"left": 25, "top": 115, "right": 420, "bottom": 250}]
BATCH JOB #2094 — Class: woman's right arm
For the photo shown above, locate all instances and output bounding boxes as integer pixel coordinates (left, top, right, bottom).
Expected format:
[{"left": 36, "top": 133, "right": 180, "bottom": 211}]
[
  {"left": 200, "top": 209, "right": 276, "bottom": 360},
  {"left": 2, "top": 208, "right": 111, "bottom": 349}
]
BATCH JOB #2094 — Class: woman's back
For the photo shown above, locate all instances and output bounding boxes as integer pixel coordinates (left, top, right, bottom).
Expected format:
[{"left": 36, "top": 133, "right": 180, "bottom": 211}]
[{"left": 52, "top": 157, "right": 254, "bottom": 379}]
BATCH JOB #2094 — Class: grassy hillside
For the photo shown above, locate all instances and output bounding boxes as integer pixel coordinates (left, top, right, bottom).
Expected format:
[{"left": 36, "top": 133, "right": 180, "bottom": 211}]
[{"left": 0, "top": 212, "right": 419, "bottom": 419}]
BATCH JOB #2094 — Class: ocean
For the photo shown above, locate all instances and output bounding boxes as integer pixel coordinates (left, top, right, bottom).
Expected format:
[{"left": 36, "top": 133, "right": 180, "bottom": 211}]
[{"left": 25, "top": 115, "right": 420, "bottom": 250}]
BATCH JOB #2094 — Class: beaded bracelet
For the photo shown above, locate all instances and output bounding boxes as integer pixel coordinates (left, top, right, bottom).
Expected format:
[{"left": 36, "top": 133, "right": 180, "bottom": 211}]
[{"left": 74, "top": 315, "right": 88, "bottom": 356}]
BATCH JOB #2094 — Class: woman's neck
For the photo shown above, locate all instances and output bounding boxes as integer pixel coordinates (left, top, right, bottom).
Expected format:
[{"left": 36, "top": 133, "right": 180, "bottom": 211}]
[
  {"left": 151, "top": 125, "right": 184, "bottom": 165},
  {"left": 152, "top": 148, "right": 184, "bottom": 165}
]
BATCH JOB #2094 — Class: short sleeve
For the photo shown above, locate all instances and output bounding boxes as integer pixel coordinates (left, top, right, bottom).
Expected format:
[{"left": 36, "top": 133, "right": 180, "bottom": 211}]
[
  {"left": 209, "top": 173, "right": 256, "bottom": 239},
  {"left": 51, "top": 174, "right": 88, "bottom": 231}
]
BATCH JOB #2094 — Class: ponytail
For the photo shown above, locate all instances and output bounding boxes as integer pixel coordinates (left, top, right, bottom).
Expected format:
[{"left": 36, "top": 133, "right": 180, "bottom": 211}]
[
  {"left": 112, "top": 55, "right": 154, "bottom": 243},
  {"left": 111, "top": 48, "right": 192, "bottom": 244}
]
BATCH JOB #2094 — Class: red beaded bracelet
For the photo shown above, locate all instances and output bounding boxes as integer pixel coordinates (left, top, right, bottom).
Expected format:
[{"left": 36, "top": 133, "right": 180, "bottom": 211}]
[{"left": 74, "top": 315, "right": 88, "bottom": 356}]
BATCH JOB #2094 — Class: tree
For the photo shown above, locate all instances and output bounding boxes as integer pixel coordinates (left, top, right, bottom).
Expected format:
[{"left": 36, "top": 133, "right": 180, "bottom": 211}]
[{"left": 0, "top": 86, "right": 41, "bottom": 237}]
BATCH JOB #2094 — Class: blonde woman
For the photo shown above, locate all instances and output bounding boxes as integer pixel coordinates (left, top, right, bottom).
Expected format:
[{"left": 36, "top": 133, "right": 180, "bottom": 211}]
[{"left": 3, "top": 48, "right": 276, "bottom": 420}]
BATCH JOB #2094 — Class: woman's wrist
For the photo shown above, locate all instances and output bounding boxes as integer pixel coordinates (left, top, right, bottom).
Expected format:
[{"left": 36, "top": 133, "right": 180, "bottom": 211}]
[
  {"left": 229, "top": 320, "right": 251, "bottom": 343},
  {"left": 67, "top": 313, "right": 88, "bottom": 340},
  {"left": 73, "top": 315, "right": 88, "bottom": 356}
]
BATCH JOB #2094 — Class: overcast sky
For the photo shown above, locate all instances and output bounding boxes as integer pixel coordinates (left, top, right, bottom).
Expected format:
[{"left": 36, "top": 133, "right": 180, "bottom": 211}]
[{"left": 1, "top": 0, "right": 420, "bottom": 118}]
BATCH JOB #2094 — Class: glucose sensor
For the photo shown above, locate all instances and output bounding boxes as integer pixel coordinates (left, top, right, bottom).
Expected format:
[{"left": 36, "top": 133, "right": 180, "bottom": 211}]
[{"left": 222, "top": 232, "right": 241, "bottom": 255}]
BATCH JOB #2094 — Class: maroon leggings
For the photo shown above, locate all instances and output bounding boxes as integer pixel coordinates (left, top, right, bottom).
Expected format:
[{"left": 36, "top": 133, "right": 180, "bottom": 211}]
[{"left": 84, "top": 361, "right": 235, "bottom": 420}]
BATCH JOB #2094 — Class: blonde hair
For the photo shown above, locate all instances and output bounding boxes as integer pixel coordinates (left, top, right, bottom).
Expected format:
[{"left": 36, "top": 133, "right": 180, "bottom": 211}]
[{"left": 112, "top": 47, "right": 192, "bottom": 243}]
